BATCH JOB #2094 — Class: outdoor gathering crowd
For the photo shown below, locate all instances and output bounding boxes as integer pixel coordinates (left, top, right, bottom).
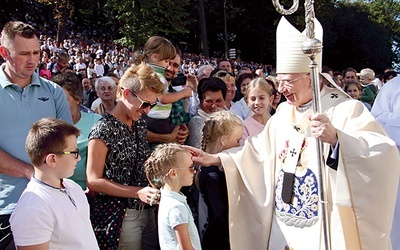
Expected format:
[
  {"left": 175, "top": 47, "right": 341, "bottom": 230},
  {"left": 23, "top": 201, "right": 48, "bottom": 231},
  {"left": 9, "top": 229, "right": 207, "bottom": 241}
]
[{"left": 0, "top": 16, "right": 399, "bottom": 250}]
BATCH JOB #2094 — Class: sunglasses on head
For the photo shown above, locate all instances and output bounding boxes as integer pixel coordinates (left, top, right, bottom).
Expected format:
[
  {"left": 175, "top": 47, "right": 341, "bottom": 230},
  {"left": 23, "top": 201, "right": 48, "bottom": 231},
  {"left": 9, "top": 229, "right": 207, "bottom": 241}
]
[{"left": 124, "top": 88, "right": 157, "bottom": 109}]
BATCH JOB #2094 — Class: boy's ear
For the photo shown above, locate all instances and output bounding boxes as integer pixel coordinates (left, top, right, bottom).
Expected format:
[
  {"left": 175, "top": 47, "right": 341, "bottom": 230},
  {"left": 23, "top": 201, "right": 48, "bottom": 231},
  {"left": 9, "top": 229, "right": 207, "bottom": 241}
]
[{"left": 44, "top": 154, "right": 57, "bottom": 168}]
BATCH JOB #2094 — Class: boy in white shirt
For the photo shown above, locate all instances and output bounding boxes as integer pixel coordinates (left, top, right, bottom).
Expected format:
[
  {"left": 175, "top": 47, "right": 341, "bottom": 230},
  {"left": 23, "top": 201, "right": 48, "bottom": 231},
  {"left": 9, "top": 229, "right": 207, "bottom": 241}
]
[{"left": 10, "top": 118, "right": 99, "bottom": 250}]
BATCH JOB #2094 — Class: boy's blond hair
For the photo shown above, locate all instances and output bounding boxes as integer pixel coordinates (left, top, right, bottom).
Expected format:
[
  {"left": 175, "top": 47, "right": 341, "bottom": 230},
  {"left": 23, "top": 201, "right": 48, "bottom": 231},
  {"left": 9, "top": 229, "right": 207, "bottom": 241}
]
[{"left": 360, "top": 68, "right": 375, "bottom": 82}]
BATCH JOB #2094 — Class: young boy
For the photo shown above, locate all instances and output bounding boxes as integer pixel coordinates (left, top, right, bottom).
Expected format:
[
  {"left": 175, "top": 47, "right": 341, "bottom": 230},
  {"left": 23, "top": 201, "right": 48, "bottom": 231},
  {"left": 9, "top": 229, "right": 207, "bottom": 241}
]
[
  {"left": 10, "top": 118, "right": 99, "bottom": 249},
  {"left": 359, "top": 68, "right": 378, "bottom": 106}
]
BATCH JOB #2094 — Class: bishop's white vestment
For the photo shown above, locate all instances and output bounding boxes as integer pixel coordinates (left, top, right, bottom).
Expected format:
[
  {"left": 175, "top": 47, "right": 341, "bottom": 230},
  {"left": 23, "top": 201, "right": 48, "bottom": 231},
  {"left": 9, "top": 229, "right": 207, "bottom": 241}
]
[{"left": 220, "top": 86, "right": 400, "bottom": 249}]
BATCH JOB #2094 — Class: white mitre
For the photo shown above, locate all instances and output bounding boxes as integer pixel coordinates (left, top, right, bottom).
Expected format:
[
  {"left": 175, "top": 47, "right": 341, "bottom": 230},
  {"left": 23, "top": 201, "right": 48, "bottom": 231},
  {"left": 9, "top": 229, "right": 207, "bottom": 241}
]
[{"left": 276, "top": 16, "right": 323, "bottom": 74}]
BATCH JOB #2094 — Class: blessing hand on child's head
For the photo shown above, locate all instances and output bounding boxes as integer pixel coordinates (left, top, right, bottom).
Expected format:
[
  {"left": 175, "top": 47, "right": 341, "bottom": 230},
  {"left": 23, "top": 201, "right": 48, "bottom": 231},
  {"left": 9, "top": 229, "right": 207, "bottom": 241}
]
[
  {"left": 182, "top": 145, "right": 200, "bottom": 157},
  {"left": 182, "top": 145, "right": 222, "bottom": 167}
]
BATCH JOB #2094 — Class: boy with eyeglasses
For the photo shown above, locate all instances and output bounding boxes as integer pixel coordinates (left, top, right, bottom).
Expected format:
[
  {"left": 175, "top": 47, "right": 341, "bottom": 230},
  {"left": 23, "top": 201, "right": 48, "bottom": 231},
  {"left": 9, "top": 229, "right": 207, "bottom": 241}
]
[{"left": 10, "top": 118, "right": 99, "bottom": 250}]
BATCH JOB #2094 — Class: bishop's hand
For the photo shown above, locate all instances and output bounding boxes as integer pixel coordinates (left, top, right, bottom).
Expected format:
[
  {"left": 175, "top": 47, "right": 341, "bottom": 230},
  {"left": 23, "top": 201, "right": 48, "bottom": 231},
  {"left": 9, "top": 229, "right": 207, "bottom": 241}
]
[
  {"left": 308, "top": 113, "right": 338, "bottom": 146},
  {"left": 182, "top": 145, "right": 221, "bottom": 167}
]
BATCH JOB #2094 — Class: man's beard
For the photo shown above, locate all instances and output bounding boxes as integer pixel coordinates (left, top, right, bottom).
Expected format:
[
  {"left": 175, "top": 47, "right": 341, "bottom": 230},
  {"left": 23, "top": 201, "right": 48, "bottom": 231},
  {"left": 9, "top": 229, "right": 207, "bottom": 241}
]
[{"left": 165, "top": 71, "right": 174, "bottom": 81}]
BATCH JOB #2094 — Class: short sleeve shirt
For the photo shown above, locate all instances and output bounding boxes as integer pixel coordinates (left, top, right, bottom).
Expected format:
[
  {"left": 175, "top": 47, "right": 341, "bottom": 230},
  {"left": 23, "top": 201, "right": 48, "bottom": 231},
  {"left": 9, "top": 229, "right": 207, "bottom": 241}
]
[
  {"left": 10, "top": 178, "right": 99, "bottom": 249},
  {"left": 0, "top": 64, "right": 72, "bottom": 214},
  {"left": 88, "top": 113, "right": 150, "bottom": 187},
  {"left": 158, "top": 189, "right": 201, "bottom": 250}
]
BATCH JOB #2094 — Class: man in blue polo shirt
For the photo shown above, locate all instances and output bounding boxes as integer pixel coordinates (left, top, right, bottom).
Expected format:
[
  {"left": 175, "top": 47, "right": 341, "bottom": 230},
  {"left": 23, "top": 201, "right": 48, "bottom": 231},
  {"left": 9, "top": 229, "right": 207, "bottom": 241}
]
[{"left": 0, "top": 21, "right": 72, "bottom": 249}]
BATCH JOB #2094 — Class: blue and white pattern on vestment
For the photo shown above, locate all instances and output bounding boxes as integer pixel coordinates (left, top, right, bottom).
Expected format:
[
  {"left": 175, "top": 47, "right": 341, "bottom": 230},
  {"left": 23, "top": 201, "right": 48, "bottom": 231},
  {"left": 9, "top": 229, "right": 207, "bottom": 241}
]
[{"left": 275, "top": 168, "right": 319, "bottom": 228}]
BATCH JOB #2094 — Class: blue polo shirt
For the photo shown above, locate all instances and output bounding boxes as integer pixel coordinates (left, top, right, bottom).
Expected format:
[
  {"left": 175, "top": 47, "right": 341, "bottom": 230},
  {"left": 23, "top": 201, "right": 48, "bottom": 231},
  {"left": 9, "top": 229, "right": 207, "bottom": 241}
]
[{"left": 0, "top": 64, "right": 72, "bottom": 215}]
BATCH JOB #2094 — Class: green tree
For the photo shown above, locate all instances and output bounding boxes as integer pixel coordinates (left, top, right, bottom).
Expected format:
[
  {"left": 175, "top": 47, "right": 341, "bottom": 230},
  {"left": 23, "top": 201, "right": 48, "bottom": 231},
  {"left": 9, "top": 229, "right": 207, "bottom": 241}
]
[
  {"left": 105, "top": 0, "right": 191, "bottom": 48},
  {"left": 325, "top": 4, "right": 392, "bottom": 72},
  {"left": 264, "top": 0, "right": 397, "bottom": 71},
  {"left": 37, "top": 0, "right": 75, "bottom": 43},
  {"left": 357, "top": 0, "right": 400, "bottom": 68},
  {"left": 315, "top": 0, "right": 398, "bottom": 72},
  {"left": 3, "top": 0, "right": 400, "bottom": 72},
  {"left": 198, "top": 0, "right": 209, "bottom": 57}
]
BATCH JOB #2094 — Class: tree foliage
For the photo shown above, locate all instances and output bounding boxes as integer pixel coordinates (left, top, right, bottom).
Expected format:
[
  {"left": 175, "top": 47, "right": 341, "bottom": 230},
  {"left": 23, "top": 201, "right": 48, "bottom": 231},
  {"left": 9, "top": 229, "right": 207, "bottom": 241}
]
[
  {"left": 104, "top": 0, "right": 191, "bottom": 48},
  {"left": 1, "top": 0, "right": 400, "bottom": 72},
  {"left": 358, "top": 0, "right": 400, "bottom": 68},
  {"left": 37, "top": 0, "right": 75, "bottom": 43}
]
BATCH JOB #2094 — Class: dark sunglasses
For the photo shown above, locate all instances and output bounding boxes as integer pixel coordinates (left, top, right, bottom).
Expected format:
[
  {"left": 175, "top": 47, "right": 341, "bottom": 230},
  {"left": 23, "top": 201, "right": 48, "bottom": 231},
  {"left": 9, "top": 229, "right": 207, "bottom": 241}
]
[
  {"left": 56, "top": 149, "right": 80, "bottom": 159},
  {"left": 128, "top": 89, "right": 157, "bottom": 109}
]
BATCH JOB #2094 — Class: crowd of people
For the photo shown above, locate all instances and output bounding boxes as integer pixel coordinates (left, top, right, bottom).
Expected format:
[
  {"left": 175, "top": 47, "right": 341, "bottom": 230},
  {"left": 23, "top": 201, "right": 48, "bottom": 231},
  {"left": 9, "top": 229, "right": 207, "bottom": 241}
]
[{"left": 0, "top": 17, "right": 399, "bottom": 250}]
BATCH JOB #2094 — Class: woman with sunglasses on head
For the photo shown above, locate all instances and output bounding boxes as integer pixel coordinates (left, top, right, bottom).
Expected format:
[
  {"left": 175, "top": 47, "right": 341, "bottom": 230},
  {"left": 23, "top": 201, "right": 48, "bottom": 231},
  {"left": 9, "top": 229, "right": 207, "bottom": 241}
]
[{"left": 86, "top": 63, "right": 165, "bottom": 250}]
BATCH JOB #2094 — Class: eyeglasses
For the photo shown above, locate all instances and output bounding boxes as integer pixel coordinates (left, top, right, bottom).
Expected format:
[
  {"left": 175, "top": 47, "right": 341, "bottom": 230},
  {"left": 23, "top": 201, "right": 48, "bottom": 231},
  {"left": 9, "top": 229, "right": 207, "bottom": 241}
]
[
  {"left": 277, "top": 75, "right": 308, "bottom": 87},
  {"left": 126, "top": 89, "right": 157, "bottom": 109},
  {"left": 56, "top": 149, "right": 80, "bottom": 159}
]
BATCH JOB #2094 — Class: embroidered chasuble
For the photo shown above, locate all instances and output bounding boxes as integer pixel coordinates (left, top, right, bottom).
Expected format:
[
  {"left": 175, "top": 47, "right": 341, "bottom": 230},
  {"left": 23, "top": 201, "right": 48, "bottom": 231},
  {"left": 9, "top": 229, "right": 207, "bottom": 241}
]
[{"left": 219, "top": 85, "right": 400, "bottom": 250}]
